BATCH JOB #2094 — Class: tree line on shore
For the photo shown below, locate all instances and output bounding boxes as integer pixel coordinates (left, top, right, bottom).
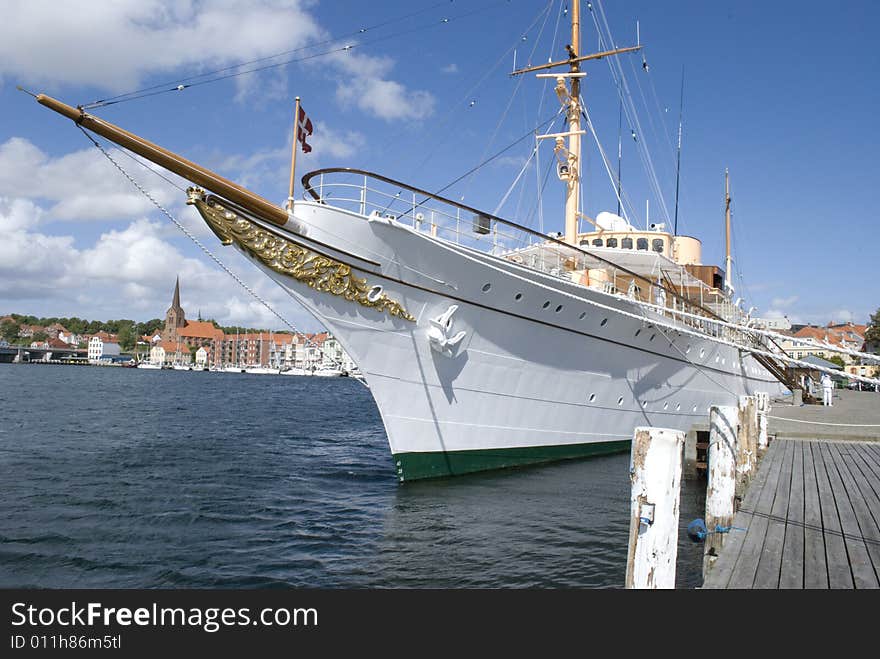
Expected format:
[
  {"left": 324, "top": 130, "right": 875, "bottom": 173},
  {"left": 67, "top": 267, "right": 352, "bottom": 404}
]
[{"left": 0, "top": 314, "right": 291, "bottom": 351}]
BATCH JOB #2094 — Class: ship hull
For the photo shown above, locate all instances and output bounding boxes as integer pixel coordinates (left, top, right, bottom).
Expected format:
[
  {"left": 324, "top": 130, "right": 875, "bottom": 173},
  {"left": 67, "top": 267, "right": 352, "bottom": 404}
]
[{"left": 212, "top": 199, "right": 786, "bottom": 481}]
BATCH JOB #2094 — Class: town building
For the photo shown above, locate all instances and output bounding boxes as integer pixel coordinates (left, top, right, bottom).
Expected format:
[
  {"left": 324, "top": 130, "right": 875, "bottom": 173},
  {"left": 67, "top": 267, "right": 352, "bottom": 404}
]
[
  {"left": 161, "top": 278, "right": 225, "bottom": 364},
  {"left": 779, "top": 322, "right": 867, "bottom": 366},
  {"left": 752, "top": 316, "right": 792, "bottom": 331},
  {"left": 155, "top": 276, "right": 358, "bottom": 371},
  {"left": 87, "top": 336, "right": 121, "bottom": 362}
]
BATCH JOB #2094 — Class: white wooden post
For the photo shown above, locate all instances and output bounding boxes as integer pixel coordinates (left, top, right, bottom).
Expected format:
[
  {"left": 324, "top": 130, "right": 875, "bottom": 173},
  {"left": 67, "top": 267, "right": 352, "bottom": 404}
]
[
  {"left": 736, "top": 395, "right": 758, "bottom": 493},
  {"left": 625, "top": 427, "right": 685, "bottom": 589},
  {"left": 704, "top": 404, "right": 737, "bottom": 577},
  {"left": 755, "top": 391, "right": 770, "bottom": 450}
]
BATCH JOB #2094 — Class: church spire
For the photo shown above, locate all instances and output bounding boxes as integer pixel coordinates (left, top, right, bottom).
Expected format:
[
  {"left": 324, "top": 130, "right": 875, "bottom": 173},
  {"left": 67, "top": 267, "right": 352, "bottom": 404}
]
[{"left": 163, "top": 275, "right": 186, "bottom": 341}]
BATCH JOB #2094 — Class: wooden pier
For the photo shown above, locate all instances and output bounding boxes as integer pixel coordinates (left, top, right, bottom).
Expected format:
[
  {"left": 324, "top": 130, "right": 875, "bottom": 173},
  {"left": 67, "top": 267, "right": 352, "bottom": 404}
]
[{"left": 702, "top": 437, "right": 880, "bottom": 589}]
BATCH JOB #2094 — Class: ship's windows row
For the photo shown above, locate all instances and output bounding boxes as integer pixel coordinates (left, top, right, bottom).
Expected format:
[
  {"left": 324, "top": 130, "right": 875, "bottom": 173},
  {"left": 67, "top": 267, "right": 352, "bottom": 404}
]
[{"left": 582, "top": 237, "right": 665, "bottom": 253}]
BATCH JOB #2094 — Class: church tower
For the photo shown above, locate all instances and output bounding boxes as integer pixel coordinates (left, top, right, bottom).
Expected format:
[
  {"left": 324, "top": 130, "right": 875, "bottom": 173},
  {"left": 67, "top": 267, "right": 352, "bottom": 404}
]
[{"left": 163, "top": 277, "right": 187, "bottom": 341}]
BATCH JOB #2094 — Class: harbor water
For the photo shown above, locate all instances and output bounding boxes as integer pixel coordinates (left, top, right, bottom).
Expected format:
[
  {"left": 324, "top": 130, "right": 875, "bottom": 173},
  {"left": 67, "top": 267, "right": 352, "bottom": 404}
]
[{"left": 0, "top": 364, "right": 706, "bottom": 588}]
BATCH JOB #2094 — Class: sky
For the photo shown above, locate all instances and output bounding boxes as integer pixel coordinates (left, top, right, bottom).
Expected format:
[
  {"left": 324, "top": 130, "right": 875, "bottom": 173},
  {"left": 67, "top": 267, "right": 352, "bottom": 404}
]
[{"left": 1, "top": 0, "right": 877, "bottom": 332}]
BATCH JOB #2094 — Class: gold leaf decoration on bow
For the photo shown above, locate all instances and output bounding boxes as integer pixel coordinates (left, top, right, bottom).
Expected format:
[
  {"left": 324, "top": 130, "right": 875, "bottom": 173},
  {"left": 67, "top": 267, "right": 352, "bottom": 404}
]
[{"left": 187, "top": 190, "right": 415, "bottom": 322}]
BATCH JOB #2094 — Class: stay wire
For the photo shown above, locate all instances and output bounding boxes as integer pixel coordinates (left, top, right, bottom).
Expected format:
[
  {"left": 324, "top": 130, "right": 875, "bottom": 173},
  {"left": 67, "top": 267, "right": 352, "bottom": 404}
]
[
  {"left": 76, "top": 125, "right": 315, "bottom": 345},
  {"left": 81, "top": 1, "right": 509, "bottom": 109}
]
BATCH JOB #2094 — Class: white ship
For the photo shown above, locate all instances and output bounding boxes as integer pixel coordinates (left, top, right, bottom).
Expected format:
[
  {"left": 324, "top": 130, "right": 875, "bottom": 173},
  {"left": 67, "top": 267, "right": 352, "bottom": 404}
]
[{"left": 33, "top": 4, "right": 796, "bottom": 481}]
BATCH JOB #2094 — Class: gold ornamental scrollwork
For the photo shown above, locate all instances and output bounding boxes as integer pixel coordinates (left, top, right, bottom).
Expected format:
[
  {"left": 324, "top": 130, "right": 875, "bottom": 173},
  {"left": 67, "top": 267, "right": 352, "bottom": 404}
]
[{"left": 187, "top": 190, "right": 416, "bottom": 322}]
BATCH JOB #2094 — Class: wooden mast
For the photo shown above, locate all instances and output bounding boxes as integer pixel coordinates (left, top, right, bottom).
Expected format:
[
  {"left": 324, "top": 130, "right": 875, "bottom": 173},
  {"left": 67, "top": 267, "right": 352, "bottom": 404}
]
[
  {"left": 564, "top": 0, "right": 582, "bottom": 245},
  {"left": 724, "top": 169, "right": 733, "bottom": 294},
  {"left": 34, "top": 94, "right": 290, "bottom": 227},
  {"left": 286, "top": 96, "right": 301, "bottom": 212},
  {"left": 509, "top": 20, "right": 640, "bottom": 248}
]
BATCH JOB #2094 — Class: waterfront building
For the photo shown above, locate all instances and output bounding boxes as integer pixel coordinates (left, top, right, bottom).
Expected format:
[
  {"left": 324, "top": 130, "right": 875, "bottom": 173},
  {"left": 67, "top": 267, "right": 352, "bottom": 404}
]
[
  {"left": 149, "top": 340, "right": 191, "bottom": 366},
  {"left": 87, "top": 337, "right": 120, "bottom": 362},
  {"left": 161, "top": 277, "right": 224, "bottom": 364},
  {"left": 155, "top": 276, "right": 355, "bottom": 370},
  {"left": 751, "top": 316, "right": 792, "bottom": 331},
  {"left": 845, "top": 363, "right": 880, "bottom": 379},
  {"left": 779, "top": 322, "right": 867, "bottom": 365}
]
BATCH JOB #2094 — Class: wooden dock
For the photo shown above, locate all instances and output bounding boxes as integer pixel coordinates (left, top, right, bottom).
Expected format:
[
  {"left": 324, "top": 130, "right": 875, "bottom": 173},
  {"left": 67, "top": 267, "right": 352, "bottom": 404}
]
[{"left": 702, "top": 438, "right": 880, "bottom": 589}]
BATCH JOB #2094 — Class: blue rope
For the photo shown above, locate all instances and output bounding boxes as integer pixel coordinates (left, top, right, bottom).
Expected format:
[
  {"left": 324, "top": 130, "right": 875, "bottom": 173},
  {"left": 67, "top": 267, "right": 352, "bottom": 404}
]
[{"left": 686, "top": 518, "right": 746, "bottom": 542}]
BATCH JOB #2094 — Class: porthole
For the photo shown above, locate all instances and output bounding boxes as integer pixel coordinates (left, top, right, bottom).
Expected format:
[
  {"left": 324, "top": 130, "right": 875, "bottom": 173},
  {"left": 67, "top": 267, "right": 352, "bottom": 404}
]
[
  {"left": 663, "top": 402, "right": 669, "bottom": 410},
  {"left": 641, "top": 400, "right": 647, "bottom": 408},
  {"left": 685, "top": 345, "right": 691, "bottom": 354},
  {"left": 675, "top": 403, "right": 681, "bottom": 411},
  {"left": 715, "top": 355, "right": 720, "bottom": 363},
  {"left": 692, "top": 405, "right": 698, "bottom": 413},
  {"left": 600, "top": 318, "right": 608, "bottom": 327},
  {"left": 617, "top": 396, "right": 624, "bottom": 406},
  {"left": 367, "top": 285, "right": 384, "bottom": 302},
  {"left": 542, "top": 301, "right": 550, "bottom": 309},
  {"left": 555, "top": 305, "right": 563, "bottom": 313},
  {"left": 515, "top": 293, "right": 523, "bottom": 301},
  {"left": 481, "top": 283, "right": 492, "bottom": 292},
  {"left": 649, "top": 334, "right": 655, "bottom": 342},
  {"left": 635, "top": 329, "right": 641, "bottom": 338},
  {"left": 722, "top": 358, "right": 726, "bottom": 365},
  {"left": 700, "top": 348, "right": 705, "bottom": 358},
  {"left": 578, "top": 311, "right": 586, "bottom": 320},
  {"left": 589, "top": 393, "right": 596, "bottom": 403}
]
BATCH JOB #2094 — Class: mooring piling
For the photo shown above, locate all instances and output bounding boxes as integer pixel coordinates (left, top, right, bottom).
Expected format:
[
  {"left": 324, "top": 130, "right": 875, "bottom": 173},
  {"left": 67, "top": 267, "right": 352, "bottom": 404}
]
[{"left": 625, "top": 426, "right": 685, "bottom": 589}]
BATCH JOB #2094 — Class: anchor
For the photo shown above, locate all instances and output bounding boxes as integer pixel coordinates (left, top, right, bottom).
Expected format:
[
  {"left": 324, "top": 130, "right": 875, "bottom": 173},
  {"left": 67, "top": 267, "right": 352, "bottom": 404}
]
[{"left": 427, "top": 305, "right": 467, "bottom": 358}]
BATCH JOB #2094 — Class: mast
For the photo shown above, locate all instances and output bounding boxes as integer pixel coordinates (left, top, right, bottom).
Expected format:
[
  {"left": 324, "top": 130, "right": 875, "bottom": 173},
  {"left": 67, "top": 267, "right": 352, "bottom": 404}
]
[
  {"left": 673, "top": 72, "right": 684, "bottom": 236},
  {"left": 287, "top": 96, "right": 301, "bottom": 211},
  {"left": 616, "top": 99, "right": 622, "bottom": 217},
  {"left": 724, "top": 169, "right": 734, "bottom": 295},
  {"left": 510, "top": 20, "right": 639, "bottom": 247},
  {"left": 563, "top": 0, "right": 582, "bottom": 245}
]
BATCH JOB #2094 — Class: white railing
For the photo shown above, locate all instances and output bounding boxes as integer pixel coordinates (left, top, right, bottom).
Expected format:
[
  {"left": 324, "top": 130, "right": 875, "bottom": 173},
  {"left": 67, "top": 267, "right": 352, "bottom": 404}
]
[{"left": 300, "top": 169, "right": 751, "bottom": 337}]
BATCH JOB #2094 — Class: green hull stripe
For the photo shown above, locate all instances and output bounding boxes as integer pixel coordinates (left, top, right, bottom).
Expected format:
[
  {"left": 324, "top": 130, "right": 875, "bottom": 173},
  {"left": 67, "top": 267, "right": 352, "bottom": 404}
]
[{"left": 393, "top": 440, "right": 631, "bottom": 481}]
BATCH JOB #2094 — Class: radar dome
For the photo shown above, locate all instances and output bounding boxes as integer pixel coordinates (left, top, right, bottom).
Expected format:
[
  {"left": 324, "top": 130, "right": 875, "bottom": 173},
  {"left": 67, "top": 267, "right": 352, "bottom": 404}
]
[{"left": 595, "top": 211, "right": 633, "bottom": 232}]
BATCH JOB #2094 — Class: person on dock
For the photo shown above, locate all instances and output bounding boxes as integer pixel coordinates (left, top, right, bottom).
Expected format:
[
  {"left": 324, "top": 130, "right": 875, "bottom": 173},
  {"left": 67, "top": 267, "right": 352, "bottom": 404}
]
[{"left": 821, "top": 372, "right": 833, "bottom": 406}]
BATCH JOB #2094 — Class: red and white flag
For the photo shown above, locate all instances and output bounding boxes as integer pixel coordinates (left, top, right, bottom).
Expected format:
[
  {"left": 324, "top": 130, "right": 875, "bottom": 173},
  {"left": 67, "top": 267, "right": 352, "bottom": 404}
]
[{"left": 297, "top": 105, "right": 313, "bottom": 153}]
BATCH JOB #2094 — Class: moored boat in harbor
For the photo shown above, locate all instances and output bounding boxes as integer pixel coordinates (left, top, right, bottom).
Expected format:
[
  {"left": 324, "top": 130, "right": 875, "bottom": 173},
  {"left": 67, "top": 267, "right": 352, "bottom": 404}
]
[{"left": 38, "top": 3, "right": 860, "bottom": 483}]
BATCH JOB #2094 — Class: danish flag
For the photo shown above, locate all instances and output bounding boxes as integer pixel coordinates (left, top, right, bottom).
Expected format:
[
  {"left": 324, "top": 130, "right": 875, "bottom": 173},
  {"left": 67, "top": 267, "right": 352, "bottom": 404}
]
[{"left": 297, "top": 106, "right": 313, "bottom": 153}]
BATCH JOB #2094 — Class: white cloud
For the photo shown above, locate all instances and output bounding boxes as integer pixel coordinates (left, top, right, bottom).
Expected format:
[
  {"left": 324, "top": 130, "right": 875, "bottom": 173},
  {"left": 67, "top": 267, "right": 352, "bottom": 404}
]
[
  {"left": 0, "top": 194, "right": 320, "bottom": 330},
  {"left": 441, "top": 63, "right": 459, "bottom": 74},
  {"left": 0, "top": 137, "right": 181, "bottom": 221},
  {"left": 310, "top": 122, "right": 366, "bottom": 159},
  {"left": 3, "top": 2, "right": 433, "bottom": 123},
  {"left": 0, "top": 0, "right": 323, "bottom": 92},
  {"left": 331, "top": 51, "right": 435, "bottom": 122}
]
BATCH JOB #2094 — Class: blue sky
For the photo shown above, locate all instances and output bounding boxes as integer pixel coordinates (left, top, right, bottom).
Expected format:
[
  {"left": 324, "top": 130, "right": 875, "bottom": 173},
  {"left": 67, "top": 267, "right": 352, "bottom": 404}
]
[{"left": 1, "top": 0, "right": 877, "bottom": 331}]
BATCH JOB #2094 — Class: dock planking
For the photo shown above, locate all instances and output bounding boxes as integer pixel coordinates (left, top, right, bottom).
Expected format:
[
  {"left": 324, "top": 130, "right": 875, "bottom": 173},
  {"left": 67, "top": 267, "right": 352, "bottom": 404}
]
[{"left": 702, "top": 438, "right": 880, "bottom": 589}]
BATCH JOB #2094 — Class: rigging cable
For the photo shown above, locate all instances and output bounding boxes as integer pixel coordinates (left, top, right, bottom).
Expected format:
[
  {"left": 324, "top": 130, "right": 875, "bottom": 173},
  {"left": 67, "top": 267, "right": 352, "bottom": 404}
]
[
  {"left": 458, "top": 0, "right": 556, "bottom": 203},
  {"left": 76, "top": 126, "right": 318, "bottom": 346},
  {"left": 588, "top": 0, "right": 672, "bottom": 224},
  {"left": 581, "top": 101, "right": 636, "bottom": 224},
  {"left": 81, "top": 0, "right": 511, "bottom": 109}
]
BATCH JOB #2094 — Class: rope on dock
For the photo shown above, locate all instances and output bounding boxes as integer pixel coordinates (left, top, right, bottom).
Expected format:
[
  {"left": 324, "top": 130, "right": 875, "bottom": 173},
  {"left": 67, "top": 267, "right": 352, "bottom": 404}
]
[{"left": 767, "top": 415, "right": 880, "bottom": 428}]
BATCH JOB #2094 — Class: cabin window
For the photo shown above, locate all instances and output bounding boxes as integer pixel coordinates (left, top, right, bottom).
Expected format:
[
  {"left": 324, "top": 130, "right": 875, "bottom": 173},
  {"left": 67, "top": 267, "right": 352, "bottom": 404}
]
[
  {"left": 579, "top": 239, "right": 590, "bottom": 247},
  {"left": 592, "top": 238, "right": 603, "bottom": 247},
  {"left": 621, "top": 237, "right": 633, "bottom": 249},
  {"left": 637, "top": 238, "right": 648, "bottom": 251},
  {"left": 606, "top": 237, "right": 618, "bottom": 248},
  {"left": 652, "top": 238, "right": 664, "bottom": 253}
]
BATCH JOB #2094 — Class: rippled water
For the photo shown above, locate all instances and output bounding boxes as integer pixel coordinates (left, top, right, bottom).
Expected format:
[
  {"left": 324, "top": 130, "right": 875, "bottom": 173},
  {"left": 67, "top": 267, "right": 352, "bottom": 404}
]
[{"left": 0, "top": 364, "right": 705, "bottom": 588}]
